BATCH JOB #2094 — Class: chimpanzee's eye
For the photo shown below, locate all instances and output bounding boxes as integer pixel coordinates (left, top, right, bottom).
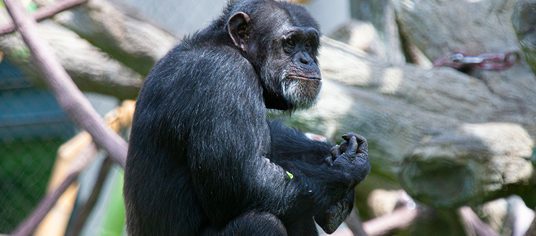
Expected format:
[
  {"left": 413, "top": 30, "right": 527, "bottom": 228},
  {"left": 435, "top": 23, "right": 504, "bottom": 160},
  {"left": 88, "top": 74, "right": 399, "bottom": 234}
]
[
  {"left": 283, "top": 36, "right": 297, "bottom": 53},
  {"left": 289, "top": 39, "right": 296, "bottom": 46},
  {"left": 304, "top": 40, "right": 312, "bottom": 50},
  {"left": 286, "top": 38, "right": 296, "bottom": 47}
]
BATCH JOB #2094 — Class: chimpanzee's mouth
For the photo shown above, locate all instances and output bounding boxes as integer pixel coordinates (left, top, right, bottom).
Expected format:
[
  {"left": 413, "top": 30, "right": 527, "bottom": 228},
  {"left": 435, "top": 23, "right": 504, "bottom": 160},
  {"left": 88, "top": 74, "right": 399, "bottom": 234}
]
[{"left": 287, "top": 75, "right": 321, "bottom": 81}]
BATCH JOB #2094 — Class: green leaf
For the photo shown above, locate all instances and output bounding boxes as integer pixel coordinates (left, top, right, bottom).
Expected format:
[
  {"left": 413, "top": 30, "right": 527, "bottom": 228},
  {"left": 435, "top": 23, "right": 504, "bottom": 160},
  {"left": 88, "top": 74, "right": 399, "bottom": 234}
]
[
  {"left": 286, "top": 171, "right": 294, "bottom": 180},
  {"left": 27, "top": 2, "right": 38, "bottom": 13}
]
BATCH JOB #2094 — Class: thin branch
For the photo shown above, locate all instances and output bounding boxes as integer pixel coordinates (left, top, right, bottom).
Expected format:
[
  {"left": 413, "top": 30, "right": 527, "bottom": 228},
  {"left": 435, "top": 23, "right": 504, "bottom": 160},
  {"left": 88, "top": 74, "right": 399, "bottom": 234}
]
[
  {"left": 345, "top": 209, "right": 368, "bottom": 236},
  {"left": 362, "top": 207, "right": 419, "bottom": 236},
  {"left": 459, "top": 206, "right": 499, "bottom": 236},
  {"left": 0, "top": 0, "right": 88, "bottom": 35},
  {"left": 67, "top": 157, "right": 113, "bottom": 236},
  {"left": 11, "top": 144, "right": 98, "bottom": 236},
  {"left": 3, "top": 0, "right": 128, "bottom": 167}
]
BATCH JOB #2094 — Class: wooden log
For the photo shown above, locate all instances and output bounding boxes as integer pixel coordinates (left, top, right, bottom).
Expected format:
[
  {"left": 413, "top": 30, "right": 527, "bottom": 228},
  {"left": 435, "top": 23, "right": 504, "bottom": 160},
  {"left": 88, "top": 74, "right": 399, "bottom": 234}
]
[
  {"left": 51, "top": 0, "right": 176, "bottom": 75},
  {"left": 0, "top": 20, "right": 143, "bottom": 99},
  {"left": 348, "top": 0, "right": 405, "bottom": 65},
  {"left": 401, "top": 123, "right": 533, "bottom": 207},
  {"left": 393, "top": 0, "right": 520, "bottom": 60},
  {"left": 392, "top": 0, "right": 536, "bottom": 126},
  {"left": 512, "top": 0, "right": 536, "bottom": 75}
]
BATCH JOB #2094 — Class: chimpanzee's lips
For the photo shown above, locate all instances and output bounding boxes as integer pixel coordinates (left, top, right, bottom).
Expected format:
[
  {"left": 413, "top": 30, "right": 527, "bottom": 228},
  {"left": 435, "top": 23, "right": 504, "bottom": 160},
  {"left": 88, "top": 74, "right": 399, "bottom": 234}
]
[{"left": 287, "top": 75, "right": 321, "bottom": 81}]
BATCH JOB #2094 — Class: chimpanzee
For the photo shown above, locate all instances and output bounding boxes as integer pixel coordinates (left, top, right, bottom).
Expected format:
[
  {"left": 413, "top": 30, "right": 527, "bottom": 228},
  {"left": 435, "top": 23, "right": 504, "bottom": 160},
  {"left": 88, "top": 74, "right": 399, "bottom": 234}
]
[{"left": 123, "top": 0, "right": 370, "bottom": 235}]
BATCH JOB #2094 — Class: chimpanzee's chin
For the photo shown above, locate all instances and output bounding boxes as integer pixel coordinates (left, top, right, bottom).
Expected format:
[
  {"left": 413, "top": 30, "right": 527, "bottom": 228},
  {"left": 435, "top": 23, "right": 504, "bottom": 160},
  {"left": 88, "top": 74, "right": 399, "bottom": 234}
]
[{"left": 282, "top": 79, "right": 321, "bottom": 109}]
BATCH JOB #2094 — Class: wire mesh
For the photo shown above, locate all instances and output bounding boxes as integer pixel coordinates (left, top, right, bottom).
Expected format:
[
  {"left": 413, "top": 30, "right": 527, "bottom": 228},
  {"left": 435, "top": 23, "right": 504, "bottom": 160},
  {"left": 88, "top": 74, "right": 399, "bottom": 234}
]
[{"left": 0, "top": 59, "right": 75, "bottom": 233}]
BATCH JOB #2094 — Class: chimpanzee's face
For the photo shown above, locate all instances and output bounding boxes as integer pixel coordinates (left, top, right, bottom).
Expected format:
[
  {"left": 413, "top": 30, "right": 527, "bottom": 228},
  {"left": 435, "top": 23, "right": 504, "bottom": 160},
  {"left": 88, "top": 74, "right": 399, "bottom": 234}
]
[
  {"left": 275, "top": 26, "right": 321, "bottom": 109},
  {"left": 227, "top": 2, "right": 322, "bottom": 110}
]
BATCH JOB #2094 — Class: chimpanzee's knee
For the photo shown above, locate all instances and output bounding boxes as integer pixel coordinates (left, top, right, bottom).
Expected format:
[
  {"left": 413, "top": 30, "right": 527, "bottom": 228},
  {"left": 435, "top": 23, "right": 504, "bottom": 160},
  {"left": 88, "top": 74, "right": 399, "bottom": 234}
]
[{"left": 203, "top": 212, "right": 287, "bottom": 236}]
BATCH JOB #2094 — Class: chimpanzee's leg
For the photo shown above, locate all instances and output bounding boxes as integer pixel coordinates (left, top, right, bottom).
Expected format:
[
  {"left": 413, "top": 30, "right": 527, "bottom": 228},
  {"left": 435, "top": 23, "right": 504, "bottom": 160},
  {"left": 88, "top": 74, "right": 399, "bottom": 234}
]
[{"left": 202, "top": 212, "right": 288, "bottom": 236}]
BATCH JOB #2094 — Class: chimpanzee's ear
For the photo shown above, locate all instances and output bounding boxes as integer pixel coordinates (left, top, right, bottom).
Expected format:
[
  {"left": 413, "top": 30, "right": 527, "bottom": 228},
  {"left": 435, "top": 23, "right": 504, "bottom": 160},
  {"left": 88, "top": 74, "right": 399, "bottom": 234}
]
[{"left": 227, "top": 12, "right": 251, "bottom": 52}]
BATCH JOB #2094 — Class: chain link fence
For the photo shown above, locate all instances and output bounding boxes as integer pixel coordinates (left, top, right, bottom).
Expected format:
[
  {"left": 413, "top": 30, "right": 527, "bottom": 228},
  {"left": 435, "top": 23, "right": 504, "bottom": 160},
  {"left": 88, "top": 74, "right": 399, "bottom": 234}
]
[
  {"left": 0, "top": 0, "right": 218, "bottom": 233},
  {"left": 0, "top": 60, "right": 76, "bottom": 233}
]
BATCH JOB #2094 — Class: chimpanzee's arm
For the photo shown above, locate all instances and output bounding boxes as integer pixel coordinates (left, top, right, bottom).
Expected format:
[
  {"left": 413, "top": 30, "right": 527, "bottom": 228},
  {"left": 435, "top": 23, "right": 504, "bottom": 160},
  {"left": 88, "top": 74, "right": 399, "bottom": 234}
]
[
  {"left": 188, "top": 105, "right": 343, "bottom": 223},
  {"left": 268, "top": 120, "right": 369, "bottom": 186},
  {"left": 268, "top": 120, "right": 368, "bottom": 233},
  {"left": 184, "top": 61, "right": 367, "bottom": 225},
  {"left": 268, "top": 120, "right": 332, "bottom": 165}
]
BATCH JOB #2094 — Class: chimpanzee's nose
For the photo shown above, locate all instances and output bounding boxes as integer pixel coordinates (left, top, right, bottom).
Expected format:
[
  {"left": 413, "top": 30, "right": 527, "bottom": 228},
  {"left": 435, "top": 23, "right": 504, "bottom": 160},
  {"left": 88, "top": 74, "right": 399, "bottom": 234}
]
[
  {"left": 299, "top": 56, "right": 309, "bottom": 65},
  {"left": 296, "top": 52, "right": 313, "bottom": 65}
]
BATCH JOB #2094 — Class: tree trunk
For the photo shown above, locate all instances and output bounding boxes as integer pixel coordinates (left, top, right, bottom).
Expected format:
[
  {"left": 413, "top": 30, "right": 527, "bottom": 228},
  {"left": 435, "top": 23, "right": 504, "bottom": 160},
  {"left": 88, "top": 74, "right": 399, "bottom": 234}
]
[
  {"left": 0, "top": 0, "right": 176, "bottom": 99},
  {"left": 512, "top": 0, "right": 536, "bottom": 75},
  {"left": 52, "top": 0, "right": 176, "bottom": 75},
  {"left": 0, "top": 20, "right": 143, "bottom": 99}
]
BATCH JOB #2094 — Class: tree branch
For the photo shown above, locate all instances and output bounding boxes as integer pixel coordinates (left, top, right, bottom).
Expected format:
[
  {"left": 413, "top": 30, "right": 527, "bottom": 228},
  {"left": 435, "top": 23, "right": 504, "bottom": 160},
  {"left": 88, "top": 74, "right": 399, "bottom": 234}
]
[
  {"left": 2, "top": 0, "right": 127, "bottom": 167},
  {"left": 66, "top": 157, "right": 112, "bottom": 236},
  {"left": 345, "top": 209, "right": 368, "bottom": 236},
  {"left": 0, "top": 0, "right": 87, "bottom": 35},
  {"left": 458, "top": 207, "right": 499, "bottom": 236},
  {"left": 362, "top": 207, "right": 419, "bottom": 235}
]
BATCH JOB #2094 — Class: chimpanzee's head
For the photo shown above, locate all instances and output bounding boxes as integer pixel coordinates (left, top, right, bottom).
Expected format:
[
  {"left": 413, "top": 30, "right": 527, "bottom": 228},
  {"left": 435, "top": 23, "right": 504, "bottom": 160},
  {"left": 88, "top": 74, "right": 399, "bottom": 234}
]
[{"left": 226, "top": 0, "right": 322, "bottom": 110}]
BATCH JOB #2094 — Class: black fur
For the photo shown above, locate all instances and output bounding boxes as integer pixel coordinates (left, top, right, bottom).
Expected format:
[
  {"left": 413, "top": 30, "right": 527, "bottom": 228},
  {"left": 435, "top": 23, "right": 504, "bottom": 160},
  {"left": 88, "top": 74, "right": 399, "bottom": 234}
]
[{"left": 124, "top": 0, "right": 370, "bottom": 235}]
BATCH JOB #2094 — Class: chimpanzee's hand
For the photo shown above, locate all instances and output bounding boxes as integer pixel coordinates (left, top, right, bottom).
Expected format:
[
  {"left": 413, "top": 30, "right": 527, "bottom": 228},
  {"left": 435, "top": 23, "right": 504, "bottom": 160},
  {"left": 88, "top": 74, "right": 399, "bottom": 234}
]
[
  {"left": 316, "top": 135, "right": 368, "bottom": 234},
  {"left": 325, "top": 133, "right": 370, "bottom": 187},
  {"left": 315, "top": 190, "right": 355, "bottom": 234}
]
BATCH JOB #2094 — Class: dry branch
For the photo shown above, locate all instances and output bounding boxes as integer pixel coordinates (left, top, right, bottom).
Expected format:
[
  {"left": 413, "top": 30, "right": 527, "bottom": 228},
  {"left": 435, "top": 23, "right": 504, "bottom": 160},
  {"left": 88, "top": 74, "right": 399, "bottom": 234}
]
[
  {"left": 66, "top": 158, "right": 112, "bottom": 236},
  {"left": 0, "top": 0, "right": 87, "bottom": 35},
  {"left": 362, "top": 207, "right": 419, "bottom": 235},
  {"left": 459, "top": 207, "right": 499, "bottom": 236},
  {"left": 344, "top": 209, "right": 368, "bottom": 236},
  {"left": 3, "top": 0, "right": 128, "bottom": 166},
  {"left": 34, "top": 132, "right": 93, "bottom": 236}
]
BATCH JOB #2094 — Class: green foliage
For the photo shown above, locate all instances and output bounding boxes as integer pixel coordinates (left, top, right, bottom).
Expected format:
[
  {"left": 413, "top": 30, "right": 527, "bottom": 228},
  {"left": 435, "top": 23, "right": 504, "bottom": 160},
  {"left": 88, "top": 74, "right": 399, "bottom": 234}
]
[{"left": 99, "top": 170, "right": 126, "bottom": 236}]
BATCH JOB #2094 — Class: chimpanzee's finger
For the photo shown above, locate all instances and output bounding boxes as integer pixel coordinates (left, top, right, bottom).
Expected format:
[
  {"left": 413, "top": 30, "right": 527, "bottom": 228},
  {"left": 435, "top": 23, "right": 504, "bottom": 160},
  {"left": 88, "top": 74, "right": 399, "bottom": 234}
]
[
  {"left": 354, "top": 134, "right": 368, "bottom": 154},
  {"left": 356, "top": 152, "right": 368, "bottom": 161},
  {"left": 324, "top": 156, "right": 334, "bottom": 166},
  {"left": 354, "top": 134, "right": 366, "bottom": 144},
  {"left": 344, "top": 136, "right": 357, "bottom": 156},
  {"left": 331, "top": 145, "right": 341, "bottom": 157},
  {"left": 342, "top": 132, "right": 356, "bottom": 142},
  {"left": 338, "top": 141, "right": 348, "bottom": 153}
]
